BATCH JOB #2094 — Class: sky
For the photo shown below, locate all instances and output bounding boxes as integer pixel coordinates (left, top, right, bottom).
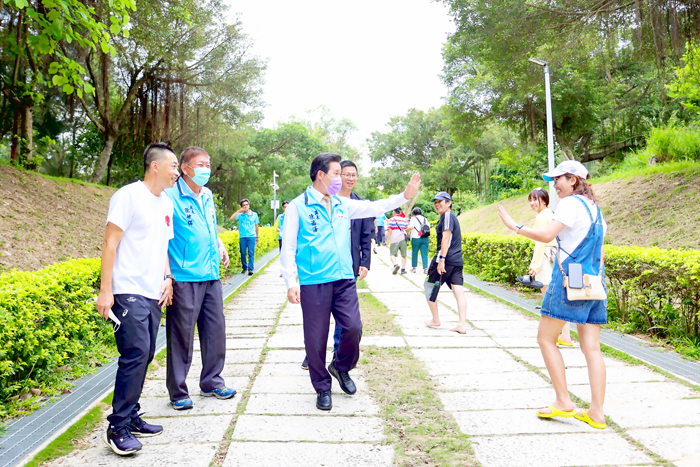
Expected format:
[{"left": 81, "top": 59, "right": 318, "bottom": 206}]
[{"left": 226, "top": 0, "right": 455, "bottom": 156}]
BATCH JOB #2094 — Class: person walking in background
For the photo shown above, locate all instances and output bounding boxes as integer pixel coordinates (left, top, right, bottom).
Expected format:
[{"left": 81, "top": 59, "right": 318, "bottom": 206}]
[
  {"left": 407, "top": 207, "right": 430, "bottom": 274},
  {"left": 498, "top": 160, "right": 608, "bottom": 430},
  {"left": 281, "top": 152, "right": 421, "bottom": 411},
  {"left": 387, "top": 207, "right": 409, "bottom": 275},
  {"left": 374, "top": 213, "right": 387, "bottom": 251},
  {"left": 230, "top": 199, "right": 259, "bottom": 275},
  {"left": 424, "top": 192, "right": 468, "bottom": 334},
  {"left": 96, "top": 143, "right": 179, "bottom": 455},
  {"left": 276, "top": 201, "right": 289, "bottom": 252},
  {"left": 164, "top": 146, "right": 236, "bottom": 412},
  {"left": 525, "top": 188, "right": 573, "bottom": 346}
]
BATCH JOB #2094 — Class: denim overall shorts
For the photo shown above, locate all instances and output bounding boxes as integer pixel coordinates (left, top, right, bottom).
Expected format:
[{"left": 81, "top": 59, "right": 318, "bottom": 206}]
[{"left": 541, "top": 196, "right": 607, "bottom": 325}]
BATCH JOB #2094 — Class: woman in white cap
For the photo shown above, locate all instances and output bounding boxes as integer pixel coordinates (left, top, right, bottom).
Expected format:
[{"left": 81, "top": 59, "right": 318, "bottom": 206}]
[{"left": 497, "top": 160, "right": 608, "bottom": 430}]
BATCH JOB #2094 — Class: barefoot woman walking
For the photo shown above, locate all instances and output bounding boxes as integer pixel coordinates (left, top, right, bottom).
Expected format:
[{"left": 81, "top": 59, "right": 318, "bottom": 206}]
[{"left": 498, "top": 161, "right": 608, "bottom": 429}]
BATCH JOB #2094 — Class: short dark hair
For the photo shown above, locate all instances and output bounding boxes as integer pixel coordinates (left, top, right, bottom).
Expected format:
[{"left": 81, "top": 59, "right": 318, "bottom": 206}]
[
  {"left": 282, "top": 201, "right": 289, "bottom": 207},
  {"left": 180, "top": 146, "right": 209, "bottom": 167},
  {"left": 310, "top": 153, "right": 341, "bottom": 181},
  {"left": 528, "top": 187, "right": 550, "bottom": 207},
  {"left": 340, "top": 160, "right": 358, "bottom": 172},
  {"left": 412, "top": 207, "right": 422, "bottom": 216},
  {"left": 393, "top": 207, "right": 402, "bottom": 214},
  {"left": 143, "top": 142, "right": 175, "bottom": 172},
  {"left": 240, "top": 198, "right": 250, "bottom": 206}
]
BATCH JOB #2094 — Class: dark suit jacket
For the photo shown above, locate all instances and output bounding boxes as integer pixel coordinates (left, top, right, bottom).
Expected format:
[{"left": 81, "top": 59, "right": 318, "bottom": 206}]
[{"left": 350, "top": 192, "right": 373, "bottom": 277}]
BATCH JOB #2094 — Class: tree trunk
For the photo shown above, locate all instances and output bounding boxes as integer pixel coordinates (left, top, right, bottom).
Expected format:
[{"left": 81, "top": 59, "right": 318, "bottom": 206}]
[
  {"left": 89, "top": 131, "right": 116, "bottom": 183},
  {"left": 164, "top": 79, "right": 171, "bottom": 144},
  {"left": 10, "top": 107, "right": 21, "bottom": 164},
  {"left": 21, "top": 104, "right": 33, "bottom": 164}
]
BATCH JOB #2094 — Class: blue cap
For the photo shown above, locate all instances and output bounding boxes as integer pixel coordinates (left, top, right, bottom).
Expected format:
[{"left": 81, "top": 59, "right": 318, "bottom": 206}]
[{"left": 431, "top": 191, "right": 452, "bottom": 201}]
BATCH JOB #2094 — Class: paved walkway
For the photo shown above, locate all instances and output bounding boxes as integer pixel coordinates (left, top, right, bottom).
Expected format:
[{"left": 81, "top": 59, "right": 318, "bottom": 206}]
[
  {"left": 45, "top": 249, "right": 700, "bottom": 467},
  {"left": 368, "top": 248, "right": 700, "bottom": 467}
]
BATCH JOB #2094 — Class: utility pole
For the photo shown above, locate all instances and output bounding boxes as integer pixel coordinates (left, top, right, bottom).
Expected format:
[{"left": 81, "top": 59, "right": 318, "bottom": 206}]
[
  {"left": 528, "top": 57, "right": 557, "bottom": 211},
  {"left": 271, "top": 171, "right": 279, "bottom": 224}
]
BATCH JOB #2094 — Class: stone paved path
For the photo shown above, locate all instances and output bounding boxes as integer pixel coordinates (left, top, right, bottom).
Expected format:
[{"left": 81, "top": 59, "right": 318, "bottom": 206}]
[
  {"left": 46, "top": 262, "right": 393, "bottom": 467},
  {"left": 45, "top": 249, "right": 700, "bottom": 467},
  {"left": 368, "top": 247, "right": 700, "bottom": 467}
]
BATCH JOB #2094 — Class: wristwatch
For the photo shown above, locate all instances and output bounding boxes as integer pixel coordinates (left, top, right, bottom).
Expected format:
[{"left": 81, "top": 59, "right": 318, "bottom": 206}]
[
  {"left": 438, "top": 254, "right": 446, "bottom": 261},
  {"left": 515, "top": 223, "right": 524, "bottom": 233},
  {"left": 164, "top": 274, "right": 176, "bottom": 283}
]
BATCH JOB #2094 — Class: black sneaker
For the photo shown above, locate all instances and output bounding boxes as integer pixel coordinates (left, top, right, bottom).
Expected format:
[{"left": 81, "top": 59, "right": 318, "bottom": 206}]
[
  {"left": 400, "top": 269, "right": 407, "bottom": 275},
  {"left": 104, "top": 425, "right": 142, "bottom": 456},
  {"left": 241, "top": 269, "right": 247, "bottom": 274},
  {"left": 248, "top": 269, "right": 254, "bottom": 276},
  {"left": 128, "top": 413, "right": 163, "bottom": 437},
  {"left": 301, "top": 356, "right": 309, "bottom": 370},
  {"left": 392, "top": 264, "right": 400, "bottom": 275},
  {"left": 328, "top": 360, "right": 357, "bottom": 395}
]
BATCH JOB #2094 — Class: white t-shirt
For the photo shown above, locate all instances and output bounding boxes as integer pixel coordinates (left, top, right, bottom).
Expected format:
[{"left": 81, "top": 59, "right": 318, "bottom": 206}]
[
  {"left": 107, "top": 181, "right": 174, "bottom": 300},
  {"left": 553, "top": 195, "right": 607, "bottom": 262},
  {"left": 409, "top": 215, "right": 429, "bottom": 239}
]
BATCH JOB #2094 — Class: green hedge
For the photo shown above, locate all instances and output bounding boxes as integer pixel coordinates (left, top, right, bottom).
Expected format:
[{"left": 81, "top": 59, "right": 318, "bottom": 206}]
[
  {"left": 0, "top": 226, "right": 279, "bottom": 415},
  {"left": 219, "top": 226, "right": 278, "bottom": 275},
  {"left": 458, "top": 232, "right": 700, "bottom": 347},
  {"left": 0, "top": 258, "right": 110, "bottom": 409}
]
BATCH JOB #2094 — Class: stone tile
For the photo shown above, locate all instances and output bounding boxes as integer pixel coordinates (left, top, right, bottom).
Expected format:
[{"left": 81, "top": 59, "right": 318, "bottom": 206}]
[
  {"left": 401, "top": 327, "right": 489, "bottom": 337},
  {"left": 423, "top": 356, "right": 526, "bottom": 375},
  {"left": 45, "top": 444, "right": 219, "bottom": 467},
  {"left": 605, "top": 399, "right": 700, "bottom": 428},
  {"left": 436, "top": 371, "right": 549, "bottom": 391},
  {"left": 245, "top": 393, "right": 379, "bottom": 416},
  {"left": 195, "top": 349, "right": 262, "bottom": 364},
  {"left": 278, "top": 316, "right": 304, "bottom": 325},
  {"left": 258, "top": 363, "right": 311, "bottom": 377},
  {"left": 226, "top": 319, "right": 277, "bottom": 327},
  {"left": 265, "top": 349, "right": 335, "bottom": 363},
  {"left": 267, "top": 334, "right": 332, "bottom": 348},
  {"left": 232, "top": 415, "right": 384, "bottom": 442},
  {"left": 569, "top": 381, "right": 697, "bottom": 404},
  {"left": 471, "top": 433, "right": 653, "bottom": 467},
  {"left": 149, "top": 363, "right": 256, "bottom": 380},
  {"left": 565, "top": 365, "right": 666, "bottom": 385},
  {"left": 404, "top": 336, "right": 497, "bottom": 348},
  {"left": 194, "top": 338, "right": 266, "bottom": 351},
  {"left": 490, "top": 337, "right": 540, "bottom": 348},
  {"left": 440, "top": 388, "right": 555, "bottom": 411},
  {"left": 412, "top": 348, "right": 516, "bottom": 363},
  {"left": 453, "top": 409, "right": 599, "bottom": 435},
  {"left": 223, "top": 442, "right": 393, "bottom": 467},
  {"left": 138, "top": 394, "right": 241, "bottom": 416},
  {"left": 627, "top": 427, "right": 700, "bottom": 464},
  {"left": 250, "top": 375, "right": 368, "bottom": 394},
  {"left": 482, "top": 328, "right": 539, "bottom": 338},
  {"left": 508, "top": 348, "right": 625, "bottom": 369},
  {"left": 360, "top": 336, "right": 407, "bottom": 347},
  {"left": 141, "top": 377, "right": 249, "bottom": 398}
]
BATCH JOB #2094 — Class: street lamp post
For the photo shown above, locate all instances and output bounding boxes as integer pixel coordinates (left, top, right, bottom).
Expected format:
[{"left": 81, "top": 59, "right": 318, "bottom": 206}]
[
  {"left": 528, "top": 57, "right": 557, "bottom": 211},
  {"left": 271, "top": 171, "right": 279, "bottom": 224}
]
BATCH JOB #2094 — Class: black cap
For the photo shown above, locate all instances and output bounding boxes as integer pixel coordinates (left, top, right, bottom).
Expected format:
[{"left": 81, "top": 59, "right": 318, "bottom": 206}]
[{"left": 431, "top": 191, "right": 451, "bottom": 201}]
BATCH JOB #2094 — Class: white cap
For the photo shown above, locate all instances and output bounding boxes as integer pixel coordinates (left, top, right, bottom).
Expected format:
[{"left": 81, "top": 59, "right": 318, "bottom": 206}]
[{"left": 542, "top": 160, "right": 590, "bottom": 182}]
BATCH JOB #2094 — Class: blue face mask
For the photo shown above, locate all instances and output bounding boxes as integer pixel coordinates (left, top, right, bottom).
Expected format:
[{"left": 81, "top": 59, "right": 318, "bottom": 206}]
[{"left": 187, "top": 165, "right": 211, "bottom": 186}]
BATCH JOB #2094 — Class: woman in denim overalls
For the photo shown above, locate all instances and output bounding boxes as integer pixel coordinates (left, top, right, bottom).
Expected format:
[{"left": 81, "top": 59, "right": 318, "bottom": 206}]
[{"left": 498, "top": 161, "right": 608, "bottom": 430}]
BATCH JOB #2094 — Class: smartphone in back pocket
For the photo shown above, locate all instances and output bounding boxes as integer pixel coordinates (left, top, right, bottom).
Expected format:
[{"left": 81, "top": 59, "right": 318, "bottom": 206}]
[{"left": 568, "top": 263, "right": 584, "bottom": 289}]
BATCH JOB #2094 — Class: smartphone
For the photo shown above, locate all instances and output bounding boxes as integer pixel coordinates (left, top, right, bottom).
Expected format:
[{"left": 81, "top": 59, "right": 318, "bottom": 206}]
[{"left": 568, "top": 263, "right": 584, "bottom": 289}]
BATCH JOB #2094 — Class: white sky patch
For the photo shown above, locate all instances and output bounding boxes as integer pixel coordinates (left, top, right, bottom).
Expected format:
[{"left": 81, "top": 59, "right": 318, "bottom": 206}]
[{"left": 227, "top": 0, "right": 455, "bottom": 160}]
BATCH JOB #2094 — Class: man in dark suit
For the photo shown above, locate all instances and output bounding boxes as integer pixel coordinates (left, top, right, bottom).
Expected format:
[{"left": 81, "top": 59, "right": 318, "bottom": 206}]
[{"left": 300, "top": 159, "right": 373, "bottom": 371}]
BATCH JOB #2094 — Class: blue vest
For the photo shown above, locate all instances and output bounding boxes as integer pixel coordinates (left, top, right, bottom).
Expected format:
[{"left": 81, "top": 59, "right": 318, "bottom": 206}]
[
  {"left": 293, "top": 187, "right": 354, "bottom": 286},
  {"left": 164, "top": 179, "right": 220, "bottom": 282}
]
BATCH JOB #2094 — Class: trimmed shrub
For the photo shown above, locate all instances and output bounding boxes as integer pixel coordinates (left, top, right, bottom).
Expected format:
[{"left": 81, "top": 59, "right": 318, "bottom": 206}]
[
  {"left": 0, "top": 258, "right": 110, "bottom": 405},
  {"left": 219, "top": 226, "right": 279, "bottom": 275},
  {"left": 457, "top": 232, "right": 700, "bottom": 345}
]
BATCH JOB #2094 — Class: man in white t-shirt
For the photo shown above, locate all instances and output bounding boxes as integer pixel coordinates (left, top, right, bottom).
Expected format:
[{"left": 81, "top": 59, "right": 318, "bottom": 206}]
[{"left": 96, "top": 142, "right": 180, "bottom": 456}]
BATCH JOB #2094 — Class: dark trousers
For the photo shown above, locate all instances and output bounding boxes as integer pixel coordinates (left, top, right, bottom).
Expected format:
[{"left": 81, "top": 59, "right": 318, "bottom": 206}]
[
  {"left": 240, "top": 237, "right": 256, "bottom": 270},
  {"left": 300, "top": 279, "right": 362, "bottom": 393},
  {"left": 166, "top": 280, "right": 226, "bottom": 401},
  {"left": 108, "top": 294, "right": 161, "bottom": 428}
]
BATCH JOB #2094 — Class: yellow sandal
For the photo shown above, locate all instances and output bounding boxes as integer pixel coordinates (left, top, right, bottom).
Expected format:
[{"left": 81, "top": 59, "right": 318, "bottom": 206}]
[
  {"left": 536, "top": 404, "right": 576, "bottom": 419},
  {"left": 574, "top": 410, "right": 607, "bottom": 429}
]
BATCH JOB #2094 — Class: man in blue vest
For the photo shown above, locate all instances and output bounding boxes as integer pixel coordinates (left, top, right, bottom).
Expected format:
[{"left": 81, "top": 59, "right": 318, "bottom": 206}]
[
  {"left": 164, "top": 146, "right": 236, "bottom": 411},
  {"left": 280, "top": 152, "right": 421, "bottom": 410},
  {"left": 230, "top": 199, "right": 259, "bottom": 275}
]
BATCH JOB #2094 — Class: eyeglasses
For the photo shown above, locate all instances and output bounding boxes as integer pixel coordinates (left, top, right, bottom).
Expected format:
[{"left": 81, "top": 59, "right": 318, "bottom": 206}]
[{"left": 341, "top": 173, "right": 358, "bottom": 179}]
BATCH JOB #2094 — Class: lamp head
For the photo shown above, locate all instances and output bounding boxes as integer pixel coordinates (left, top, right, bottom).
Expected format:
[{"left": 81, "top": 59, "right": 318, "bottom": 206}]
[{"left": 528, "top": 57, "right": 548, "bottom": 66}]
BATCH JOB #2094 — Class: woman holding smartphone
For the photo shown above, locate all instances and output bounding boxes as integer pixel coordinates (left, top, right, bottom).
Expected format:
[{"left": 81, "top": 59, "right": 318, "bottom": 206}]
[{"left": 498, "top": 161, "right": 608, "bottom": 430}]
